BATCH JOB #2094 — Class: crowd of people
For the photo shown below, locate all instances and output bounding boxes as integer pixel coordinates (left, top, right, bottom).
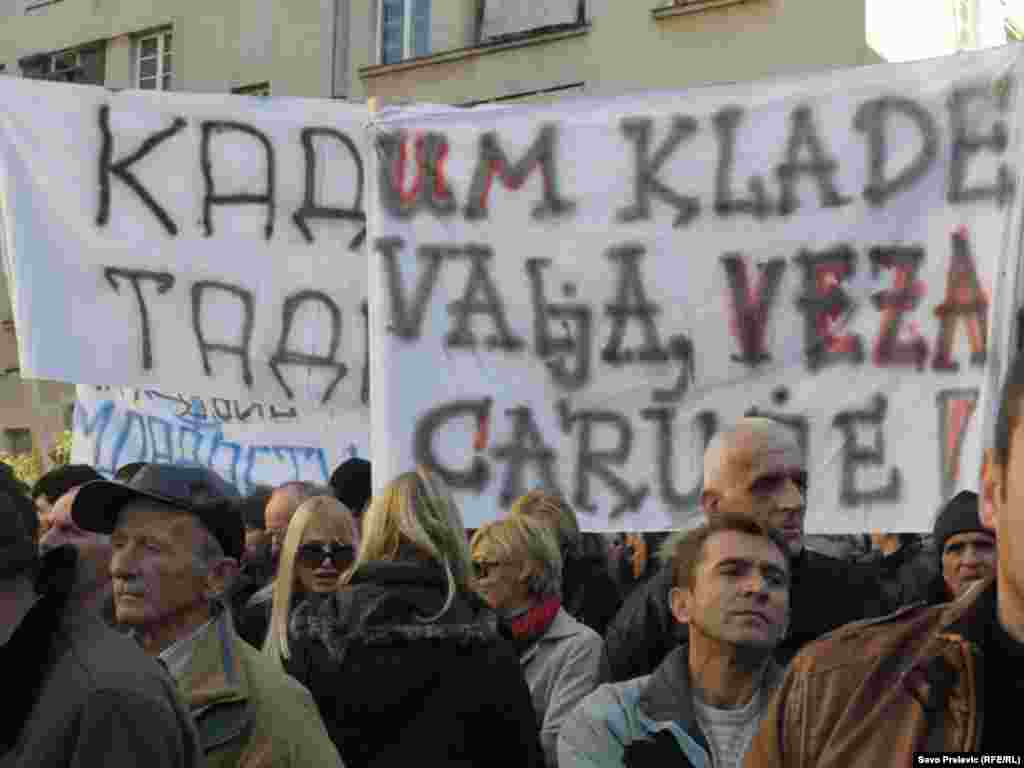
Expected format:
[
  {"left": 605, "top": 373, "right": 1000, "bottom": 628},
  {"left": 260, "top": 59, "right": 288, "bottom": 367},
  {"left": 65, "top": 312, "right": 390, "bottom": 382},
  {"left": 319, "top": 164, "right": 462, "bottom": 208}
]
[{"left": 1, "top": 350, "right": 1019, "bottom": 766}]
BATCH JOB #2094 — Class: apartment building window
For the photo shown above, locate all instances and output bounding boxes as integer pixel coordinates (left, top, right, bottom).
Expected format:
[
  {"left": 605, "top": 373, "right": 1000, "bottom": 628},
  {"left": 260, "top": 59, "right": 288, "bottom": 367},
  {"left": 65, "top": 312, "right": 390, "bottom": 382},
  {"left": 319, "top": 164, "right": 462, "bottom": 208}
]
[
  {"left": 380, "top": 0, "right": 430, "bottom": 64},
  {"left": 24, "top": 0, "right": 64, "bottom": 13},
  {"left": 20, "top": 43, "right": 105, "bottom": 84},
  {"left": 232, "top": 82, "right": 270, "bottom": 97},
  {"left": 137, "top": 30, "right": 172, "bottom": 90},
  {"left": 3, "top": 428, "right": 31, "bottom": 456},
  {"left": 479, "top": 0, "right": 583, "bottom": 43}
]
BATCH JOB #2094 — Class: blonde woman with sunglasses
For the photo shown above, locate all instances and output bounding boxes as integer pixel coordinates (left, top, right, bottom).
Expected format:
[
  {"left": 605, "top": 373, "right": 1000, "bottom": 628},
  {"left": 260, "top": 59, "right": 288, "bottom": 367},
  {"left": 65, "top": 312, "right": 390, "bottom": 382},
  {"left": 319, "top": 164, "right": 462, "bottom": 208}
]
[
  {"left": 241, "top": 495, "right": 357, "bottom": 660},
  {"left": 285, "top": 466, "right": 545, "bottom": 768}
]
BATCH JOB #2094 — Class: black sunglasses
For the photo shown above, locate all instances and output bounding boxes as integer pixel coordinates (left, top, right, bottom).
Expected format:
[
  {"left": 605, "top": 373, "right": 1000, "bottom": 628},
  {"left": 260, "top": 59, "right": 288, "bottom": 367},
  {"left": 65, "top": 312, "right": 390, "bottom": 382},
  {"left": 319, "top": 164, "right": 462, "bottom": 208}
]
[{"left": 296, "top": 542, "right": 355, "bottom": 568}]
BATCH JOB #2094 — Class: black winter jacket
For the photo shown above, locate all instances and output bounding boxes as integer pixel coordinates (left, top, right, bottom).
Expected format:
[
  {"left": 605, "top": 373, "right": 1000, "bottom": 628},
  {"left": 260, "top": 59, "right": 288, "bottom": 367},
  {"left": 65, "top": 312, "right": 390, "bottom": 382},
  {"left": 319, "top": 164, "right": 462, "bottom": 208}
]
[
  {"left": 859, "top": 537, "right": 939, "bottom": 613},
  {"left": 284, "top": 560, "right": 545, "bottom": 768},
  {"left": 2, "top": 547, "right": 203, "bottom": 768},
  {"left": 777, "top": 548, "right": 889, "bottom": 664},
  {"left": 563, "top": 552, "right": 623, "bottom": 637},
  {"left": 600, "top": 565, "right": 683, "bottom": 684}
]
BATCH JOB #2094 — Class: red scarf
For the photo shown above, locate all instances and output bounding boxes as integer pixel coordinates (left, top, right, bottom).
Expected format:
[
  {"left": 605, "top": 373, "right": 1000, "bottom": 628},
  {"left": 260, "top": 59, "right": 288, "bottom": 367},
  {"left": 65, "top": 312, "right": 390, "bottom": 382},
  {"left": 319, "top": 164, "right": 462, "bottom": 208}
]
[{"left": 508, "top": 595, "right": 561, "bottom": 644}]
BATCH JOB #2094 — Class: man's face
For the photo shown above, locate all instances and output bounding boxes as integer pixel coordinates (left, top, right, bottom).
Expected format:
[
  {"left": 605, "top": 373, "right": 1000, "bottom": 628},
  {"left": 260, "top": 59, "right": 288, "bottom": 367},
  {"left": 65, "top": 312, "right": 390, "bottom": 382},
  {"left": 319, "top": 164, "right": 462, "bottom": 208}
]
[
  {"left": 39, "top": 488, "right": 112, "bottom": 600},
  {"left": 983, "top": 396, "right": 1024, "bottom": 639},
  {"left": 941, "top": 532, "right": 996, "bottom": 598},
  {"left": 265, "top": 488, "right": 303, "bottom": 556},
  {"left": 672, "top": 530, "right": 790, "bottom": 655},
  {"left": 108, "top": 500, "right": 211, "bottom": 645},
  {"left": 707, "top": 429, "right": 807, "bottom": 556}
]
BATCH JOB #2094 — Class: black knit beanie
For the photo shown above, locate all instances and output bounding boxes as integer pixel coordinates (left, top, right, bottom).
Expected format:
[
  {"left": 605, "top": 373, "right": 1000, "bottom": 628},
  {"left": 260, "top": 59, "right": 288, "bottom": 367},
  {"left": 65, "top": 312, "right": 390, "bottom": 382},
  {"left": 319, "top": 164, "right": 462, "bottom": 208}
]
[{"left": 933, "top": 490, "right": 988, "bottom": 556}]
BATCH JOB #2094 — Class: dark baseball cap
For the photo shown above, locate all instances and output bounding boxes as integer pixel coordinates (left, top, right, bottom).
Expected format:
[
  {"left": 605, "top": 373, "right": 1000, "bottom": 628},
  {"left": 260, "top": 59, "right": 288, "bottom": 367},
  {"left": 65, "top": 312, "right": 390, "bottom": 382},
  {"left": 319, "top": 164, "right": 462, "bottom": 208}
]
[{"left": 73, "top": 464, "right": 244, "bottom": 560}]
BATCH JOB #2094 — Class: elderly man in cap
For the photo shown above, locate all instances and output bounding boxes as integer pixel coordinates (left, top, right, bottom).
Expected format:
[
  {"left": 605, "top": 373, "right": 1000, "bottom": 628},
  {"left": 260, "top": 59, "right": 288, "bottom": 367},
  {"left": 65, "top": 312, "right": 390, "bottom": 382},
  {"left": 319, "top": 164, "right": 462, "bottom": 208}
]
[
  {"left": 73, "top": 463, "right": 345, "bottom": 768},
  {"left": 1, "top": 491, "right": 202, "bottom": 767}
]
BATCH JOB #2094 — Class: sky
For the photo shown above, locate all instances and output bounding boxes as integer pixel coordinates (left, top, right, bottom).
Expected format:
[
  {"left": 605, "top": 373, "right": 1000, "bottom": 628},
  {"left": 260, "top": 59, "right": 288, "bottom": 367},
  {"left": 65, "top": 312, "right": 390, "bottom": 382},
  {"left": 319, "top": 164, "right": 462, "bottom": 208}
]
[{"left": 1006, "top": 0, "right": 1024, "bottom": 28}]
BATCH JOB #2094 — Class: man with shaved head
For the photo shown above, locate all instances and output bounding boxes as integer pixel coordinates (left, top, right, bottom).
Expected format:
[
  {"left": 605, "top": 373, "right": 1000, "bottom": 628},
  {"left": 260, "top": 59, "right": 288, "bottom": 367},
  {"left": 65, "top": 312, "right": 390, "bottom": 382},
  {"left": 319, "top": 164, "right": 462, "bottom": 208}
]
[
  {"left": 700, "top": 419, "right": 809, "bottom": 556},
  {"left": 265, "top": 482, "right": 328, "bottom": 560},
  {"left": 601, "top": 417, "right": 885, "bottom": 681}
]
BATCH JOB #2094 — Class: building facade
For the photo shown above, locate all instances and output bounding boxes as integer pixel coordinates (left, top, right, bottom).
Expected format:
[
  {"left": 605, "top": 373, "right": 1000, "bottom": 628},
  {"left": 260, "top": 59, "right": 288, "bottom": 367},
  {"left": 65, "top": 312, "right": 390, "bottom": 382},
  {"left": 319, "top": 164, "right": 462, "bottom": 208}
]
[
  {"left": 0, "top": 0, "right": 1015, "bottom": 464},
  {"left": 0, "top": 0, "right": 347, "bottom": 464}
]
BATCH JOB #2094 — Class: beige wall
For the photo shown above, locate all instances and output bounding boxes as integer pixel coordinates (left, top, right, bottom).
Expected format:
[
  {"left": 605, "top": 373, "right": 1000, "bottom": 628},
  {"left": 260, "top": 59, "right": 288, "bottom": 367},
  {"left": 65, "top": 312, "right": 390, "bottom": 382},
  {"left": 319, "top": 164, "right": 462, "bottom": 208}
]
[
  {"left": 352, "top": 0, "right": 886, "bottom": 106},
  {"left": 0, "top": 0, "right": 342, "bottom": 463},
  {"left": 1, "top": 257, "right": 73, "bottom": 462},
  {"left": 0, "top": 0, "right": 338, "bottom": 97},
  {"left": 0, "top": 377, "right": 70, "bottom": 462}
]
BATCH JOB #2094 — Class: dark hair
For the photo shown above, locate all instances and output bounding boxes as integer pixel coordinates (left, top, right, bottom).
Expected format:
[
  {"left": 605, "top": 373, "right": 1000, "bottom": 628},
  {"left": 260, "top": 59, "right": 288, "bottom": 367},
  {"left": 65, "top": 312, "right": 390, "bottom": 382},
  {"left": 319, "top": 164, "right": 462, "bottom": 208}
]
[
  {"left": 329, "top": 458, "right": 372, "bottom": 516},
  {"left": 671, "top": 514, "right": 790, "bottom": 591},
  {"left": 0, "top": 463, "right": 29, "bottom": 496},
  {"left": 994, "top": 350, "right": 1024, "bottom": 466},
  {"left": 1, "top": 466, "right": 39, "bottom": 544},
  {"left": 238, "top": 486, "right": 273, "bottom": 530},
  {"left": 30, "top": 464, "right": 103, "bottom": 504}
]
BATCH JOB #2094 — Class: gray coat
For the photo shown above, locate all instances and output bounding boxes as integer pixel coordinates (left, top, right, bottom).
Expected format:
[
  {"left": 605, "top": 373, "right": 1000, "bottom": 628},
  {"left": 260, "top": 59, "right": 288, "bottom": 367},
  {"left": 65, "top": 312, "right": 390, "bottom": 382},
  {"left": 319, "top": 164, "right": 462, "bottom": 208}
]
[
  {"left": 522, "top": 608, "right": 603, "bottom": 767},
  {"left": 1, "top": 547, "right": 203, "bottom": 768}
]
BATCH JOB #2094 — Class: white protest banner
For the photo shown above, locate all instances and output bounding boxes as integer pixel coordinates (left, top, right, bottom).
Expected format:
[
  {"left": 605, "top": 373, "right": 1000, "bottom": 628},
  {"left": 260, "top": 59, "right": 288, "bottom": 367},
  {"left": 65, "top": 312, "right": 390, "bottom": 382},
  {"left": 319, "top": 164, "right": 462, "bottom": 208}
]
[
  {"left": 72, "top": 385, "right": 367, "bottom": 493},
  {"left": 0, "top": 80, "right": 369, "bottom": 411},
  {"left": 369, "top": 45, "right": 1024, "bottom": 532}
]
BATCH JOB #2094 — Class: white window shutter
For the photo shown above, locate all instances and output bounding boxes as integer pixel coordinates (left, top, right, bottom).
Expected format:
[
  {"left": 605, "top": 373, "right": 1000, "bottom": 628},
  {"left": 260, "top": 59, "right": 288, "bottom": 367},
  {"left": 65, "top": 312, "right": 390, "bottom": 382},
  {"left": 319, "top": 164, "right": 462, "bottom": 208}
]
[{"left": 480, "top": 0, "right": 580, "bottom": 41}]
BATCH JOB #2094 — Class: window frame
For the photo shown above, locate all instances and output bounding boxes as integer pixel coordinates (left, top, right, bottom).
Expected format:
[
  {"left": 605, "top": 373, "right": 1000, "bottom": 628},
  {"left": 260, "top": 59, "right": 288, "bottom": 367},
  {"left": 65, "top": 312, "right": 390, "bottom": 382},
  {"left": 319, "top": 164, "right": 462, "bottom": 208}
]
[
  {"left": 232, "top": 81, "right": 271, "bottom": 97},
  {"left": 135, "top": 29, "right": 173, "bottom": 91},
  {"left": 378, "top": 0, "right": 430, "bottom": 65},
  {"left": 24, "top": 0, "right": 63, "bottom": 13},
  {"left": 49, "top": 49, "right": 80, "bottom": 77},
  {"left": 477, "top": 0, "right": 585, "bottom": 44},
  {"left": 19, "top": 42, "right": 105, "bottom": 84}
]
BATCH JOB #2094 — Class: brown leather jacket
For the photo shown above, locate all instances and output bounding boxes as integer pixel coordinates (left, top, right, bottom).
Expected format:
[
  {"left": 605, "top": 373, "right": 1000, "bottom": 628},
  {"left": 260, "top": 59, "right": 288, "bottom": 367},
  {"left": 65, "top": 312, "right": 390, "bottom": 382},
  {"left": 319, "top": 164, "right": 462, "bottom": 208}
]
[{"left": 744, "top": 577, "right": 995, "bottom": 768}]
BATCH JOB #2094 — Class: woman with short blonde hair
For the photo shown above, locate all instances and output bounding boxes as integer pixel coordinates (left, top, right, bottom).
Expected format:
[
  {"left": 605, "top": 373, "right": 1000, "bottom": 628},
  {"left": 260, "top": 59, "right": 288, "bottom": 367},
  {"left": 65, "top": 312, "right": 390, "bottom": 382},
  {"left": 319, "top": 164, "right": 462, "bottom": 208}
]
[
  {"left": 285, "top": 466, "right": 545, "bottom": 768},
  {"left": 509, "top": 489, "right": 622, "bottom": 637},
  {"left": 471, "top": 516, "right": 603, "bottom": 767}
]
